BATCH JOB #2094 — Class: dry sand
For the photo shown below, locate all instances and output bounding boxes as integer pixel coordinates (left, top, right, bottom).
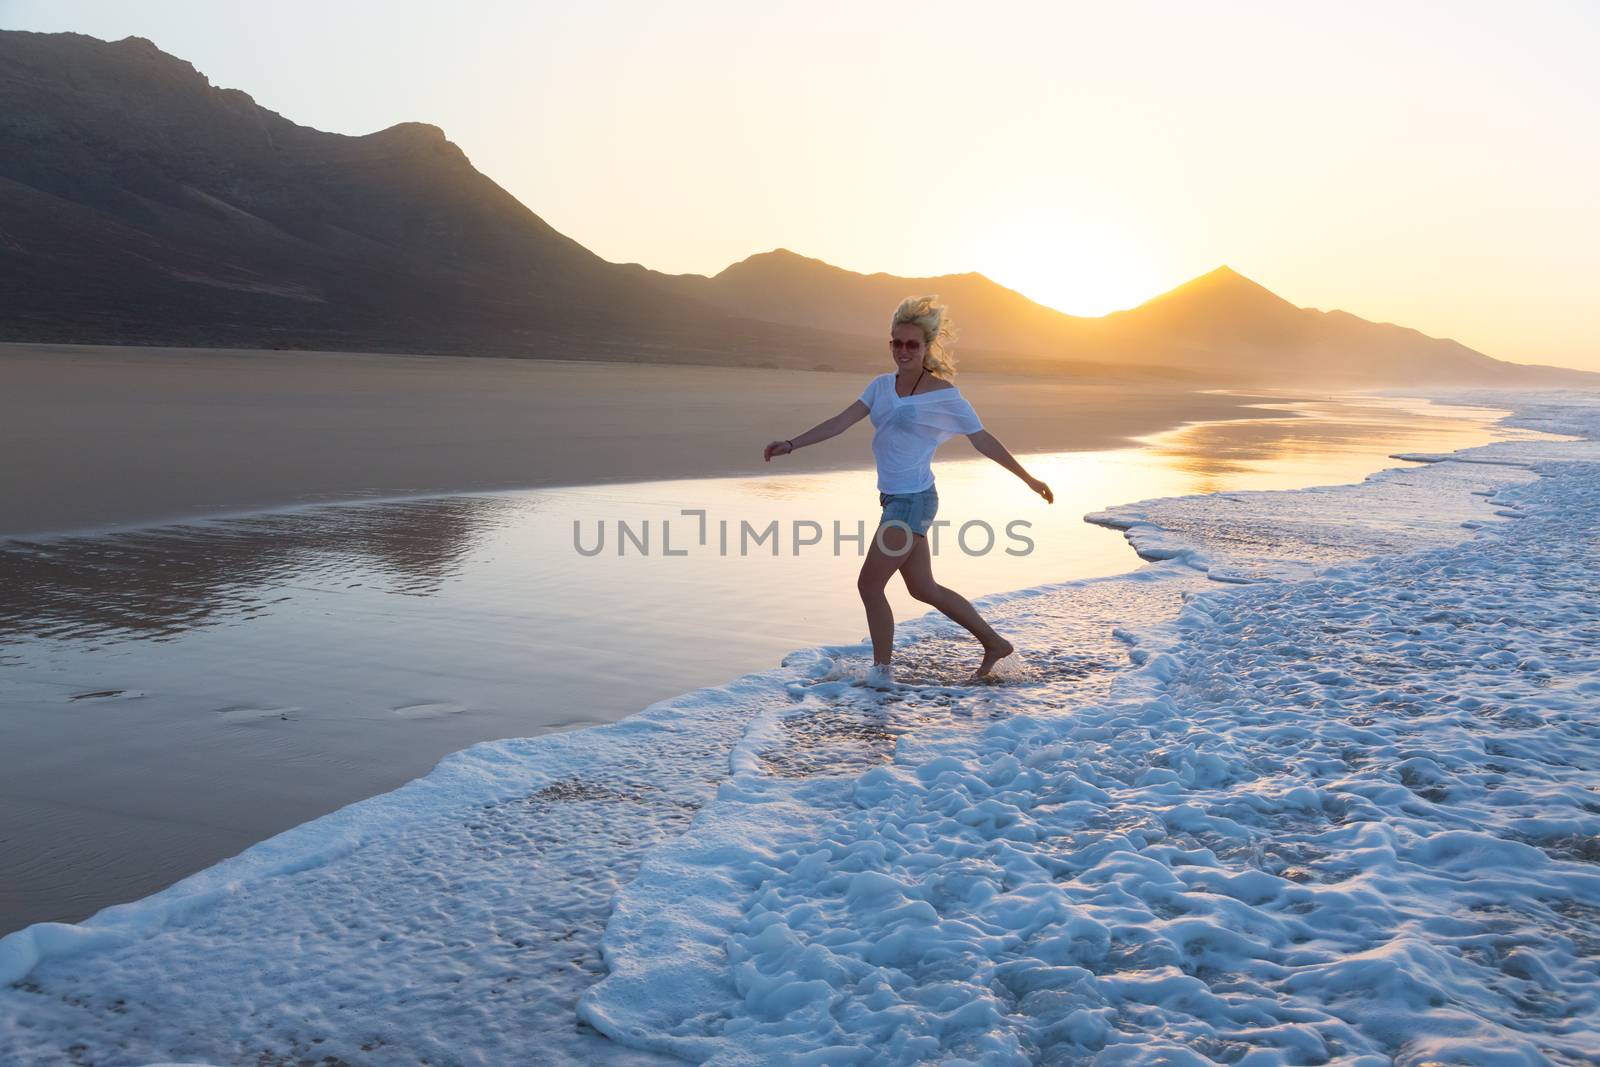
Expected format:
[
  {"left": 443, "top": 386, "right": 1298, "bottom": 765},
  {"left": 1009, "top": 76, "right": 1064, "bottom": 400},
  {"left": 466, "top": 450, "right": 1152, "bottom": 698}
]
[{"left": 0, "top": 342, "right": 1302, "bottom": 538}]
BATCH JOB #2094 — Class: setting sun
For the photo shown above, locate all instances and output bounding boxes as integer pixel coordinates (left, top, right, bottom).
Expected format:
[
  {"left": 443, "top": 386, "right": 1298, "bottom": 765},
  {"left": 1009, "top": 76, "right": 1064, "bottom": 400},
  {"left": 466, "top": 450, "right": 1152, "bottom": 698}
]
[
  {"left": 972, "top": 224, "right": 1163, "bottom": 318},
  {"left": 4, "top": 1, "right": 1593, "bottom": 369}
]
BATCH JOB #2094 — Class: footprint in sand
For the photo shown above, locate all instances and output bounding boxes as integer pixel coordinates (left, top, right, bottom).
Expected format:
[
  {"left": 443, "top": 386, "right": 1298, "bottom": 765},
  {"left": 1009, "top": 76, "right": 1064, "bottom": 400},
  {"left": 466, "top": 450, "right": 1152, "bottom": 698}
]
[
  {"left": 216, "top": 704, "right": 299, "bottom": 724},
  {"left": 391, "top": 701, "right": 469, "bottom": 720}
]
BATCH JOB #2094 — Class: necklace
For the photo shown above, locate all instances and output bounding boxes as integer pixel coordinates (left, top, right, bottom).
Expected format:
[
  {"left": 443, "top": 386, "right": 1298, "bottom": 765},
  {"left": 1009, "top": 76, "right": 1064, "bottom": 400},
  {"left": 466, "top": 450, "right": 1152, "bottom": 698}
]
[{"left": 896, "top": 367, "right": 927, "bottom": 398}]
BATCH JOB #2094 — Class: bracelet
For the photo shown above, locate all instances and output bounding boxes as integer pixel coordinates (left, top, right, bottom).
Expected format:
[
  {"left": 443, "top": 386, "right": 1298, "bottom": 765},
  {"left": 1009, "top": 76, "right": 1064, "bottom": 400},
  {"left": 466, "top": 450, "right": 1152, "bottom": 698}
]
[{"left": 785, "top": 439, "right": 794, "bottom": 452}]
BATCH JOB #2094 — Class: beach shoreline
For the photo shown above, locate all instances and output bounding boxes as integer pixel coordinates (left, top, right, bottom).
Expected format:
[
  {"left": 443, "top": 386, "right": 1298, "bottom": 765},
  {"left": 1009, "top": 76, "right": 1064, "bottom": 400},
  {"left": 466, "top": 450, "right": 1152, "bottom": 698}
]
[
  {"left": 0, "top": 387, "right": 1534, "bottom": 946},
  {"left": 4, "top": 387, "right": 1596, "bottom": 1064},
  {"left": 0, "top": 341, "right": 1308, "bottom": 540}
]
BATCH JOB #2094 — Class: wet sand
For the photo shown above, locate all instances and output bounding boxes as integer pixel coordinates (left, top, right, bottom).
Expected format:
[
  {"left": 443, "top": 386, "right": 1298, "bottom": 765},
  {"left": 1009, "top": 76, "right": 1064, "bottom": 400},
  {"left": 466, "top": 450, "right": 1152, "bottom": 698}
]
[
  {"left": 0, "top": 388, "right": 1538, "bottom": 936},
  {"left": 0, "top": 342, "right": 1296, "bottom": 538}
]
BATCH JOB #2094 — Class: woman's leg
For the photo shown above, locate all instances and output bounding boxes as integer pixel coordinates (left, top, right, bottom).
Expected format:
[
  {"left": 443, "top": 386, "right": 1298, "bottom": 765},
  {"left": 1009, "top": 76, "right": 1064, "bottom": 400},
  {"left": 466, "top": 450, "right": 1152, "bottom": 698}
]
[
  {"left": 899, "top": 535, "right": 1015, "bottom": 676},
  {"left": 858, "top": 521, "right": 914, "bottom": 665}
]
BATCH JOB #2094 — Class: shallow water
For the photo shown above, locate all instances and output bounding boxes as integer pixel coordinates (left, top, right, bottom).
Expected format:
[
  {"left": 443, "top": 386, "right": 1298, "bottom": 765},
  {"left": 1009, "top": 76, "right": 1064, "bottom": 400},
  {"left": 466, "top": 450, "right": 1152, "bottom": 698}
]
[
  {"left": 0, "top": 389, "right": 1553, "bottom": 934},
  {"left": 575, "top": 390, "right": 1600, "bottom": 1065}
]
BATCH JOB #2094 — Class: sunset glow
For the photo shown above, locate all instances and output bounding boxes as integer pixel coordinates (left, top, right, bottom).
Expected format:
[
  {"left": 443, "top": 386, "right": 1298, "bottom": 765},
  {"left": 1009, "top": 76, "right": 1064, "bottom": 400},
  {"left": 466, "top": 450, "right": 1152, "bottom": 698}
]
[
  {"left": 7, "top": 0, "right": 1595, "bottom": 369},
  {"left": 971, "top": 220, "right": 1161, "bottom": 318}
]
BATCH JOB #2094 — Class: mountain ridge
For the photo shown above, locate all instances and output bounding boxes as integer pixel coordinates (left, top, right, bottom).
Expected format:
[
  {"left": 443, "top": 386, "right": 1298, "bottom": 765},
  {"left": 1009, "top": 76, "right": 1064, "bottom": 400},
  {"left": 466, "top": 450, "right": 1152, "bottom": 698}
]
[{"left": 1, "top": 29, "right": 1590, "bottom": 388}]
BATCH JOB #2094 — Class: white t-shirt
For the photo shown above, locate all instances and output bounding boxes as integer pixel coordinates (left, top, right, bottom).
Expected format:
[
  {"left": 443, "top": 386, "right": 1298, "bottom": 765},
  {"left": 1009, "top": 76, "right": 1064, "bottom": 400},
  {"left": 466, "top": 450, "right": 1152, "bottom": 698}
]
[{"left": 858, "top": 373, "right": 985, "bottom": 493}]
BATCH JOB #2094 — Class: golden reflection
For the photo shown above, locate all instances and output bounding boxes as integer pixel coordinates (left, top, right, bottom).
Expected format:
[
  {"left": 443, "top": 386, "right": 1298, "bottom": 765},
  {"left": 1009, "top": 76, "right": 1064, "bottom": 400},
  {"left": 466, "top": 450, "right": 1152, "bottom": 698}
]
[
  {"left": 728, "top": 477, "right": 832, "bottom": 502},
  {"left": 1128, "top": 396, "right": 1524, "bottom": 498},
  {"left": 0, "top": 394, "right": 1550, "bottom": 651}
]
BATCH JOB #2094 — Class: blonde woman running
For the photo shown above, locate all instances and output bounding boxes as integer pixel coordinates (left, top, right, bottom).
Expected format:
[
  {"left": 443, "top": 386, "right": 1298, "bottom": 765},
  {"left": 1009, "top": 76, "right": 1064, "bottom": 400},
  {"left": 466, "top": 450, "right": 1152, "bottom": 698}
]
[{"left": 764, "top": 295, "right": 1054, "bottom": 685}]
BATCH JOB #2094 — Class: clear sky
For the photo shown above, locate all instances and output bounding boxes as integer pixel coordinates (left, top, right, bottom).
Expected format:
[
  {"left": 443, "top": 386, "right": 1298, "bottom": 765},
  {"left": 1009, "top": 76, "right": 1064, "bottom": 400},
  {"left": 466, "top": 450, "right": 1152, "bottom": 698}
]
[{"left": 4, "top": 0, "right": 1596, "bottom": 370}]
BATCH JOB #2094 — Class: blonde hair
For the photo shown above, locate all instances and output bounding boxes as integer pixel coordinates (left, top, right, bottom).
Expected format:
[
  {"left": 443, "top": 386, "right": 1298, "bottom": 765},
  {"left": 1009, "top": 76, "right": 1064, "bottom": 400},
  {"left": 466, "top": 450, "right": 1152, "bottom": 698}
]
[{"left": 890, "top": 295, "right": 960, "bottom": 379}]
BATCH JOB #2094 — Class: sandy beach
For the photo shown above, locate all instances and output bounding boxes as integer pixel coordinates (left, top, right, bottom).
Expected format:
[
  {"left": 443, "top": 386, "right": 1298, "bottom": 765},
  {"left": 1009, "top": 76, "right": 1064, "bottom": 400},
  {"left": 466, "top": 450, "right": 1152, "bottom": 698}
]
[
  {"left": 0, "top": 385, "right": 1534, "bottom": 943},
  {"left": 4, "top": 386, "right": 1596, "bottom": 1064},
  {"left": 0, "top": 342, "right": 1299, "bottom": 538}
]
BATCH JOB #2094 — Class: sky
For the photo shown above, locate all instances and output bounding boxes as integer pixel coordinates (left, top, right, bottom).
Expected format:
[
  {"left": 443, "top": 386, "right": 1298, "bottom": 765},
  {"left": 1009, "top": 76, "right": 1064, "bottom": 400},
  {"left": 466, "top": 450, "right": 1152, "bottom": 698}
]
[{"left": 3, "top": 0, "right": 1597, "bottom": 371}]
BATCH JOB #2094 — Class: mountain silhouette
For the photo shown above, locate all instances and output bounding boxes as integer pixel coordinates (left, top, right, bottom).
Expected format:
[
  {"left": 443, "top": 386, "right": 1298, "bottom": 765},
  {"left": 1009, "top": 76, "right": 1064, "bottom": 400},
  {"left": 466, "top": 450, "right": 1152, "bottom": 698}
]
[
  {"left": 634, "top": 253, "right": 1586, "bottom": 387},
  {"left": 0, "top": 31, "right": 862, "bottom": 369},
  {"left": 1, "top": 30, "right": 1589, "bottom": 388}
]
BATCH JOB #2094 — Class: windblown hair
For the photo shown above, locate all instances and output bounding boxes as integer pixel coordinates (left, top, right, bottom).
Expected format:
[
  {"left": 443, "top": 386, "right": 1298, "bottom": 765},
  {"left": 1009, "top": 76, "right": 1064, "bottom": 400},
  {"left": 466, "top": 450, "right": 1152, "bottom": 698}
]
[{"left": 890, "top": 295, "right": 960, "bottom": 379}]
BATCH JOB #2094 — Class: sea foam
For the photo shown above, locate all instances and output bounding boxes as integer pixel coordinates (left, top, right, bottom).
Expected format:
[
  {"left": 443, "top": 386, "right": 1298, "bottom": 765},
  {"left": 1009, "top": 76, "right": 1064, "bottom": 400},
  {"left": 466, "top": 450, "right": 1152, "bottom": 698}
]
[{"left": 3, "top": 388, "right": 1598, "bottom": 1065}]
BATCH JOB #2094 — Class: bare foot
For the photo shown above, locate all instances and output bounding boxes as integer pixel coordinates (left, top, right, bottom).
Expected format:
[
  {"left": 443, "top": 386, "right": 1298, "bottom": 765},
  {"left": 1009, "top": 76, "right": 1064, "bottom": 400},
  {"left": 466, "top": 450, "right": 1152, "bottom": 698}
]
[
  {"left": 967, "top": 636, "right": 1015, "bottom": 683},
  {"left": 864, "top": 663, "right": 896, "bottom": 690}
]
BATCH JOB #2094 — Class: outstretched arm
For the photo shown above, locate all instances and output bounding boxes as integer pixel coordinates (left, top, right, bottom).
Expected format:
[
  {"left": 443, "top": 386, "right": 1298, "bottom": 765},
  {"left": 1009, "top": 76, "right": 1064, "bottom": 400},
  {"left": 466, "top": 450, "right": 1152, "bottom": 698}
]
[
  {"left": 764, "top": 400, "right": 869, "bottom": 461},
  {"left": 966, "top": 429, "right": 1053, "bottom": 503}
]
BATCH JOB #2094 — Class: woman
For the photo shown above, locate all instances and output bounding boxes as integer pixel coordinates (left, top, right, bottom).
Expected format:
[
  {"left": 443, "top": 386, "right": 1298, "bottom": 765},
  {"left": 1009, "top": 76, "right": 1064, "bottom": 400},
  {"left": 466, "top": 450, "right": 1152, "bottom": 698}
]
[{"left": 764, "top": 295, "right": 1053, "bottom": 685}]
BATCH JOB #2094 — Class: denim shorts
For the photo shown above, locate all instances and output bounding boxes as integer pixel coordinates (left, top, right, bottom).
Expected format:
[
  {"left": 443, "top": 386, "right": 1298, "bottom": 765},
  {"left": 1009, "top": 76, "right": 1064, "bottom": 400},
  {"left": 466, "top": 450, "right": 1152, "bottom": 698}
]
[{"left": 877, "top": 485, "right": 939, "bottom": 537}]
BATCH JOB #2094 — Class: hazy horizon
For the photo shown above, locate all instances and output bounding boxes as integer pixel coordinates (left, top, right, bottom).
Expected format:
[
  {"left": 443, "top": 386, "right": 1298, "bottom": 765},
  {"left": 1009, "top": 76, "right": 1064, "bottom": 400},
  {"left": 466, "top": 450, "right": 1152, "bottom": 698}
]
[{"left": 3, "top": 0, "right": 1595, "bottom": 371}]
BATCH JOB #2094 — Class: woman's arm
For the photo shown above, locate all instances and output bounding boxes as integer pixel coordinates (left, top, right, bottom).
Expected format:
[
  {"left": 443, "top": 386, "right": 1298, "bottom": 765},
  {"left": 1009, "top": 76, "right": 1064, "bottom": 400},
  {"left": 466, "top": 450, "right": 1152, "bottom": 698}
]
[
  {"left": 966, "top": 429, "right": 1054, "bottom": 503},
  {"left": 764, "top": 400, "right": 869, "bottom": 462}
]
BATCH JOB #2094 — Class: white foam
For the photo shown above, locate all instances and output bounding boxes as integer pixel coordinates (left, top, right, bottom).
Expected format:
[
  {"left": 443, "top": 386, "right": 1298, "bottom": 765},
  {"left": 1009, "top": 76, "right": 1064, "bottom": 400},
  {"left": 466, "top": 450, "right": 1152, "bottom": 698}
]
[
  {"left": 5, "top": 388, "right": 1599, "bottom": 1064},
  {"left": 578, "top": 388, "right": 1600, "bottom": 1064}
]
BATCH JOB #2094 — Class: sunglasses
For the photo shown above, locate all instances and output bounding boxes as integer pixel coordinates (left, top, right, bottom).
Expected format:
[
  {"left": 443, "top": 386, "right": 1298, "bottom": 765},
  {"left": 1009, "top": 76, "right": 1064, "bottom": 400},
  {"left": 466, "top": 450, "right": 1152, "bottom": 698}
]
[{"left": 889, "top": 339, "right": 925, "bottom": 351}]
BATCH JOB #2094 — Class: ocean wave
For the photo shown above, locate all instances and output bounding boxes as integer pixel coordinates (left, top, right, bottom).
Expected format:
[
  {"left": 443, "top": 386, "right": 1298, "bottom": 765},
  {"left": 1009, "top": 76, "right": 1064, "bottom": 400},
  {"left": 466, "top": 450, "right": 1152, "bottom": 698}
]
[
  {"left": 578, "top": 389, "right": 1600, "bottom": 1065},
  {"left": 3, "top": 388, "right": 1598, "bottom": 1065}
]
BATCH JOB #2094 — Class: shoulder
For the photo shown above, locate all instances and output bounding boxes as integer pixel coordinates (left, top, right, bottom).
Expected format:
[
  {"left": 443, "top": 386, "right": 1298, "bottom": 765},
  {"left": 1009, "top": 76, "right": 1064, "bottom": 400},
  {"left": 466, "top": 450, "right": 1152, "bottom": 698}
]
[{"left": 926, "top": 379, "right": 958, "bottom": 393}]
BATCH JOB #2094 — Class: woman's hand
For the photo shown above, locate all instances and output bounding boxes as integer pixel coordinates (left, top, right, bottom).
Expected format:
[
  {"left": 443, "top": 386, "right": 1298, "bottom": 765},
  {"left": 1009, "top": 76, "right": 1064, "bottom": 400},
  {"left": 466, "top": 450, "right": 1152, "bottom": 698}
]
[
  {"left": 1027, "top": 476, "right": 1054, "bottom": 504},
  {"left": 763, "top": 439, "right": 794, "bottom": 462}
]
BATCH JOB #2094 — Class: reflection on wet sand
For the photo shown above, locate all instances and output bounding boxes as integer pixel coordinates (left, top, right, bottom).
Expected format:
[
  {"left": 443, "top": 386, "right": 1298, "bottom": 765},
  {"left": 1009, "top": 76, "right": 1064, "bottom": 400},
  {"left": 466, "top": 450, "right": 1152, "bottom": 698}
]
[
  {"left": 1133, "top": 397, "right": 1540, "bottom": 495},
  {"left": 0, "top": 496, "right": 519, "bottom": 646},
  {"left": 0, "top": 391, "right": 1545, "bottom": 936}
]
